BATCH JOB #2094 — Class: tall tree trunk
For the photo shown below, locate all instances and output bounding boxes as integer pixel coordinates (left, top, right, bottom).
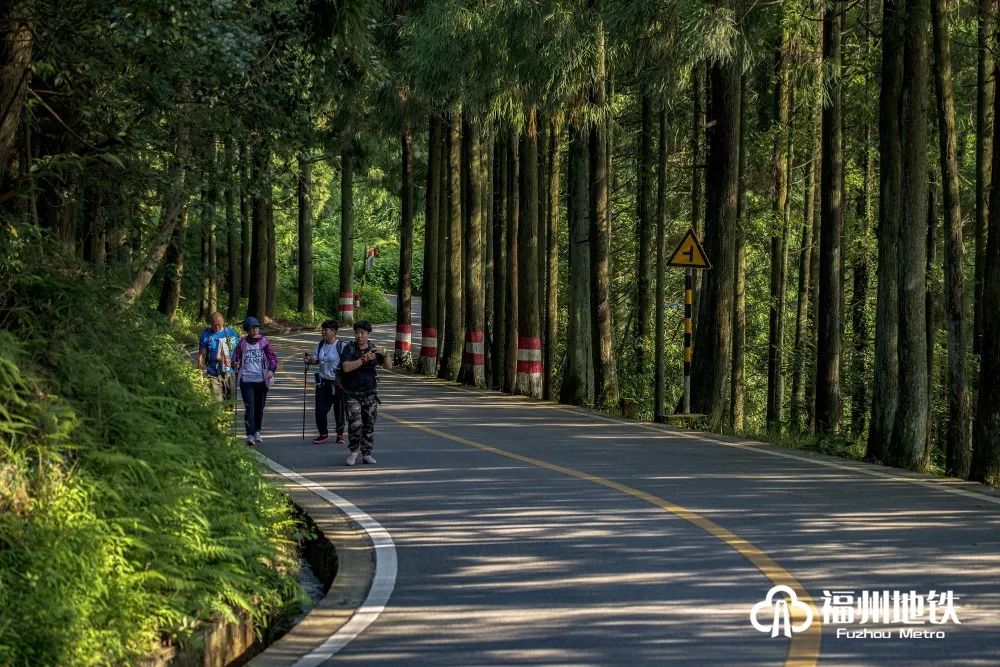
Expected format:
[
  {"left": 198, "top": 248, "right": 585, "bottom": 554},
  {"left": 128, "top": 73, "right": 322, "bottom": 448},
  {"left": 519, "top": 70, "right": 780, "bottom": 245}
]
[
  {"left": 852, "top": 180, "right": 872, "bottom": 439},
  {"left": 691, "top": 62, "right": 705, "bottom": 327},
  {"left": 339, "top": 149, "right": 355, "bottom": 324},
  {"left": 890, "top": 0, "right": 930, "bottom": 469},
  {"left": 0, "top": 3, "right": 31, "bottom": 185},
  {"left": 768, "top": 29, "right": 793, "bottom": 434},
  {"left": 925, "top": 174, "right": 937, "bottom": 468},
  {"left": 805, "top": 111, "right": 822, "bottom": 433},
  {"left": 440, "top": 111, "right": 464, "bottom": 380},
  {"left": 157, "top": 208, "right": 188, "bottom": 322},
  {"left": 868, "top": 0, "right": 904, "bottom": 462},
  {"left": 504, "top": 134, "right": 520, "bottom": 392},
  {"left": 691, "top": 34, "right": 740, "bottom": 429},
  {"left": 298, "top": 154, "right": 314, "bottom": 318},
  {"left": 239, "top": 142, "right": 251, "bottom": 301},
  {"left": 461, "top": 119, "right": 484, "bottom": 385},
  {"left": 636, "top": 94, "right": 654, "bottom": 381},
  {"left": 544, "top": 117, "right": 561, "bottom": 400},
  {"left": 589, "top": 13, "right": 618, "bottom": 410},
  {"left": 437, "top": 127, "right": 449, "bottom": 360},
  {"left": 122, "top": 123, "right": 190, "bottom": 302},
  {"left": 974, "top": 0, "right": 995, "bottom": 356},
  {"left": 36, "top": 168, "right": 78, "bottom": 254},
  {"left": 265, "top": 195, "right": 276, "bottom": 317},
  {"left": 692, "top": 64, "right": 704, "bottom": 236},
  {"left": 199, "top": 188, "right": 213, "bottom": 321},
  {"left": 82, "top": 183, "right": 106, "bottom": 269},
  {"left": 816, "top": 1, "right": 844, "bottom": 435},
  {"left": 225, "top": 138, "right": 240, "bottom": 318},
  {"left": 971, "top": 51, "right": 1000, "bottom": 483},
  {"left": 791, "top": 82, "right": 820, "bottom": 433},
  {"left": 654, "top": 105, "right": 669, "bottom": 421},
  {"left": 537, "top": 119, "right": 549, "bottom": 351},
  {"left": 248, "top": 144, "right": 269, "bottom": 319},
  {"left": 516, "top": 112, "right": 542, "bottom": 397},
  {"left": 852, "top": 0, "right": 874, "bottom": 439},
  {"left": 491, "top": 136, "right": 507, "bottom": 388},
  {"left": 396, "top": 120, "right": 415, "bottom": 368},
  {"left": 561, "top": 123, "right": 593, "bottom": 407},
  {"left": 931, "top": 0, "right": 971, "bottom": 477},
  {"left": 200, "top": 141, "right": 219, "bottom": 320},
  {"left": 209, "top": 146, "right": 219, "bottom": 315},
  {"left": 731, "top": 71, "right": 747, "bottom": 432},
  {"left": 421, "top": 115, "right": 442, "bottom": 376},
  {"left": 483, "top": 138, "right": 494, "bottom": 386}
]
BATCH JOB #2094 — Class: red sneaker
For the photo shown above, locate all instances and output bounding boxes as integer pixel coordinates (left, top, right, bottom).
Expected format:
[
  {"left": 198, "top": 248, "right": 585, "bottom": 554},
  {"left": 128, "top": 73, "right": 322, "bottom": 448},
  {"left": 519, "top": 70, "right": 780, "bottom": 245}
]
[
  {"left": 312, "top": 434, "right": 330, "bottom": 445},
  {"left": 336, "top": 434, "right": 345, "bottom": 444}
]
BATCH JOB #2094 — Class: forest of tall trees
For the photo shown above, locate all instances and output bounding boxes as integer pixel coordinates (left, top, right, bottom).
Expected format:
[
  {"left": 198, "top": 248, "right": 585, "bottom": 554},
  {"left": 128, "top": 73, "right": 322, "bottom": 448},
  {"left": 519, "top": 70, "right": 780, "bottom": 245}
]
[{"left": 2, "top": 0, "right": 999, "bottom": 485}]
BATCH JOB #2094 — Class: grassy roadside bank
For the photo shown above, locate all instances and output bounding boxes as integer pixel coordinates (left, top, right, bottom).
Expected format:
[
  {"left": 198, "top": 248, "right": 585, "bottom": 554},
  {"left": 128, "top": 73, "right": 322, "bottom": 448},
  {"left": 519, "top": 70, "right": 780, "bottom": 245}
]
[{"left": 0, "top": 264, "right": 305, "bottom": 665}]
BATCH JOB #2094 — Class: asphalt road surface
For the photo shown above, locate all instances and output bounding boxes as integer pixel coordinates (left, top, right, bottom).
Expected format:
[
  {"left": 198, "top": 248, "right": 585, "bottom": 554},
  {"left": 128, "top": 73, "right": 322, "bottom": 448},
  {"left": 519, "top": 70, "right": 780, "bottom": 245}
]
[{"left": 249, "top": 315, "right": 1000, "bottom": 666}]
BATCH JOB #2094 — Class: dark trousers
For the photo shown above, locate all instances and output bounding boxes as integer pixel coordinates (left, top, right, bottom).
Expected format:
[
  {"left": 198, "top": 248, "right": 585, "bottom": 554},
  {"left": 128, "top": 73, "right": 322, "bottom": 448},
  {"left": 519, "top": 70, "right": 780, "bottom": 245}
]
[
  {"left": 240, "top": 381, "right": 269, "bottom": 436},
  {"left": 315, "top": 380, "right": 346, "bottom": 436}
]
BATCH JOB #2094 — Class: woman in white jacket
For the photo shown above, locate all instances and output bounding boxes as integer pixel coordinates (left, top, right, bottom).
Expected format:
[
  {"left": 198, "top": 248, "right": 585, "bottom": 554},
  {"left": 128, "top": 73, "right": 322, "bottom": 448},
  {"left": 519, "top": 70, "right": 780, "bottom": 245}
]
[{"left": 303, "top": 319, "right": 347, "bottom": 445}]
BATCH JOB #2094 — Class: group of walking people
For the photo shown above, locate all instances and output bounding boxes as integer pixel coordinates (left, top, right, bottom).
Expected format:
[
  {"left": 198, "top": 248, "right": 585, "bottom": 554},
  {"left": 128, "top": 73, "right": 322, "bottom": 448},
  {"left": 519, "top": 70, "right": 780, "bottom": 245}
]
[
  {"left": 198, "top": 312, "right": 392, "bottom": 465},
  {"left": 198, "top": 312, "right": 277, "bottom": 446},
  {"left": 304, "top": 318, "right": 393, "bottom": 465}
]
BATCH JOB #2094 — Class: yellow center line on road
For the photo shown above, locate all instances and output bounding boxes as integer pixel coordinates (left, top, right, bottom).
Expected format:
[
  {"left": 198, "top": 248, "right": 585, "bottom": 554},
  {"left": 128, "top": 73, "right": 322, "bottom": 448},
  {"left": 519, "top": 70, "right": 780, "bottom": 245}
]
[
  {"left": 380, "top": 409, "right": 821, "bottom": 667},
  {"left": 271, "top": 342, "right": 821, "bottom": 665}
]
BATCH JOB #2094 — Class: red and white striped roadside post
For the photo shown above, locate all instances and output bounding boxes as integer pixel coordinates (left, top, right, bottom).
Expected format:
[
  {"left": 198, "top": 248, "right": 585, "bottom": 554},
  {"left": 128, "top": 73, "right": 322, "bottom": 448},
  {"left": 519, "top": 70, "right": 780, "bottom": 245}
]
[
  {"left": 464, "top": 330, "right": 485, "bottom": 381},
  {"left": 395, "top": 323, "right": 412, "bottom": 356},
  {"left": 419, "top": 327, "right": 438, "bottom": 370},
  {"left": 665, "top": 229, "right": 711, "bottom": 415},
  {"left": 515, "top": 336, "right": 542, "bottom": 389},
  {"left": 338, "top": 292, "right": 354, "bottom": 321}
]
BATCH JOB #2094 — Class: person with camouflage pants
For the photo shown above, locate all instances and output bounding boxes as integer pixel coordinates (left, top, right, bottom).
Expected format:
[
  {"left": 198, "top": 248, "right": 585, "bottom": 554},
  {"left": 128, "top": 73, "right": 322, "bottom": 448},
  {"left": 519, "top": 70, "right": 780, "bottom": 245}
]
[{"left": 339, "top": 320, "right": 393, "bottom": 465}]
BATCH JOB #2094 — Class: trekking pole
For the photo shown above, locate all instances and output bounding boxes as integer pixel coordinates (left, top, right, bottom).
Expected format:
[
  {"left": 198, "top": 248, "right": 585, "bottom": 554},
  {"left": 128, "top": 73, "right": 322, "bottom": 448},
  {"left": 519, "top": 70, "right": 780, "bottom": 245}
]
[
  {"left": 232, "top": 375, "right": 239, "bottom": 439},
  {"left": 229, "top": 367, "right": 238, "bottom": 440},
  {"left": 302, "top": 361, "right": 308, "bottom": 440}
]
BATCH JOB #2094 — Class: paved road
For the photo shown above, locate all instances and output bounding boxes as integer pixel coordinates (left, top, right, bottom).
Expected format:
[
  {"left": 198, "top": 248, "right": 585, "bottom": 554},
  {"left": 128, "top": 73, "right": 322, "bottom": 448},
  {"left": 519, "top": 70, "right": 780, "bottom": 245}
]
[{"left": 249, "top": 319, "right": 1000, "bottom": 665}]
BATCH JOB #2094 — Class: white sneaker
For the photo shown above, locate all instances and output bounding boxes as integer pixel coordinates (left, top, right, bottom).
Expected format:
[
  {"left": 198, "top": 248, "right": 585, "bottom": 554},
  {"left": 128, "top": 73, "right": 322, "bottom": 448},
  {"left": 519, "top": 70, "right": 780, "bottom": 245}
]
[
  {"left": 254, "top": 432, "right": 263, "bottom": 445},
  {"left": 362, "top": 454, "right": 377, "bottom": 465},
  {"left": 345, "top": 451, "right": 358, "bottom": 466},
  {"left": 246, "top": 435, "right": 256, "bottom": 446}
]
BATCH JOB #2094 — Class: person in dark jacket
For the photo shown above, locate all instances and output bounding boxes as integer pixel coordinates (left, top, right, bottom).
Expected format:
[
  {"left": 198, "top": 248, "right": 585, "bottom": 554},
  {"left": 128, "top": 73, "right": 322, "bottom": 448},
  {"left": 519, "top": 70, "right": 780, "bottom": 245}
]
[{"left": 339, "top": 320, "right": 391, "bottom": 465}]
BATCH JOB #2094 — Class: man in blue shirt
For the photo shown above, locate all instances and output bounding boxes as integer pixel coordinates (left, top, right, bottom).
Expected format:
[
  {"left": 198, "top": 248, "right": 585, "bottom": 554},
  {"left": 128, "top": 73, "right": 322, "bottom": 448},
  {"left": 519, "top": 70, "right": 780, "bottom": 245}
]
[{"left": 198, "top": 312, "right": 239, "bottom": 400}]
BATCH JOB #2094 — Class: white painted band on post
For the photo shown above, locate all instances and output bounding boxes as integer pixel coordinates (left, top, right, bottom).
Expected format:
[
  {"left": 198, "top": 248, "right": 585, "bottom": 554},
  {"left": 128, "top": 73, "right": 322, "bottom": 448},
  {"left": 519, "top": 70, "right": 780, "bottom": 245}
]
[
  {"left": 464, "top": 341, "right": 484, "bottom": 354},
  {"left": 516, "top": 348, "right": 542, "bottom": 362}
]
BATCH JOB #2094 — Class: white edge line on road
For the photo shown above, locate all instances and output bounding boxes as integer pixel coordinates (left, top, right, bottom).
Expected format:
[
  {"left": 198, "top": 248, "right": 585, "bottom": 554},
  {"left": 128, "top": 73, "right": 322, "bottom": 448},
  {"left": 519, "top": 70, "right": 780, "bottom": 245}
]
[
  {"left": 257, "top": 454, "right": 398, "bottom": 666},
  {"left": 584, "top": 413, "right": 1000, "bottom": 507}
]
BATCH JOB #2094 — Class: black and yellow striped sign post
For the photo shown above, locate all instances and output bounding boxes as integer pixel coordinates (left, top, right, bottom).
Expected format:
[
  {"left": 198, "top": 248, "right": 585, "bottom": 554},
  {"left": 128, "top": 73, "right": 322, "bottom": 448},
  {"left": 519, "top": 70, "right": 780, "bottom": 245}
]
[{"left": 666, "top": 229, "right": 711, "bottom": 415}]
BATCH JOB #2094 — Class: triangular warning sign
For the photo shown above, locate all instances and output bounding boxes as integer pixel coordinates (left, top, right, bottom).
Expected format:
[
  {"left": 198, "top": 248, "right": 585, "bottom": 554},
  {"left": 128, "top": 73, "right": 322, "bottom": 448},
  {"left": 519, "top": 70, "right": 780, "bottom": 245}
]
[{"left": 666, "top": 229, "right": 711, "bottom": 269}]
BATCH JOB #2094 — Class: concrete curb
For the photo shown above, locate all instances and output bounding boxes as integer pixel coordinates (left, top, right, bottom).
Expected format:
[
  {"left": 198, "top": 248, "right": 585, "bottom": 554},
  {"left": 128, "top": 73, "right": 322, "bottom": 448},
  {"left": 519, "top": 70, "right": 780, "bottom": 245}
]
[{"left": 249, "top": 470, "right": 375, "bottom": 666}]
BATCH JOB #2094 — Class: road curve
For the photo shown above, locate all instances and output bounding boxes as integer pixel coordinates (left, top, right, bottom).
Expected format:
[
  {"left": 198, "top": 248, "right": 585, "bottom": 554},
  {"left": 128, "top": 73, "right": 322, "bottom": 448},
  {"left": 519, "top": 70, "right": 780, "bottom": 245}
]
[{"left": 249, "top": 318, "right": 1000, "bottom": 666}]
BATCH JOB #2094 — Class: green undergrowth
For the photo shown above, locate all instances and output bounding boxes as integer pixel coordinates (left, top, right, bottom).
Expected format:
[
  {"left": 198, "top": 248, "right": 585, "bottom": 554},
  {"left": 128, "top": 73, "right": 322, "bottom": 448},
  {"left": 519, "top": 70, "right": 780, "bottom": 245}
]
[
  {"left": 0, "top": 264, "right": 304, "bottom": 666},
  {"left": 739, "top": 429, "right": 868, "bottom": 461},
  {"left": 353, "top": 283, "right": 394, "bottom": 325}
]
